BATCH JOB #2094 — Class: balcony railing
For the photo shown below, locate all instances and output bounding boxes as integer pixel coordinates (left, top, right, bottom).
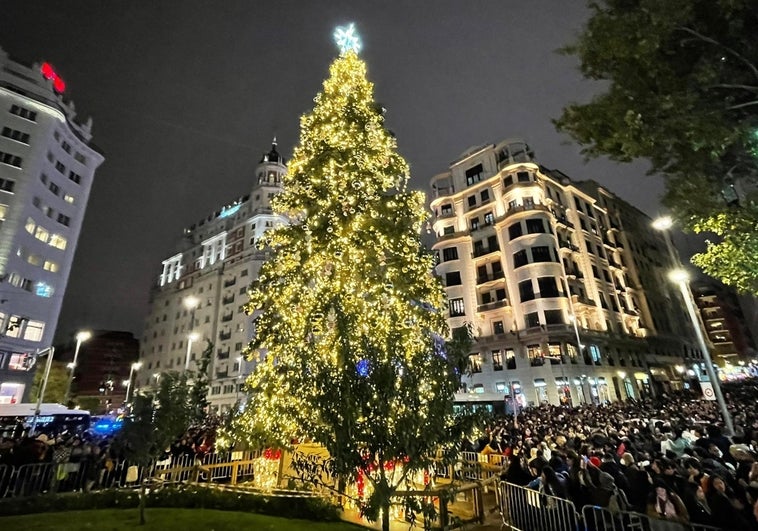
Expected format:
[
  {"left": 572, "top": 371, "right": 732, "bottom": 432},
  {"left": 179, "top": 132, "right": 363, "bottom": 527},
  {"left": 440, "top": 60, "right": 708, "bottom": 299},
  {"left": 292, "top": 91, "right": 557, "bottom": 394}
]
[
  {"left": 558, "top": 239, "right": 579, "bottom": 252},
  {"left": 503, "top": 203, "right": 550, "bottom": 220},
  {"left": 218, "top": 330, "right": 232, "bottom": 341},
  {"left": 223, "top": 277, "right": 237, "bottom": 288},
  {"left": 217, "top": 349, "right": 230, "bottom": 360},
  {"left": 221, "top": 312, "right": 234, "bottom": 322},
  {"left": 554, "top": 216, "right": 574, "bottom": 229},
  {"left": 222, "top": 294, "right": 235, "bottom": 305},
  {"left": 472, "top": 246, "right": 498, "bottom": 258},
  {"left": 477, "top": 299, "right": 508, "bottom": 313}
]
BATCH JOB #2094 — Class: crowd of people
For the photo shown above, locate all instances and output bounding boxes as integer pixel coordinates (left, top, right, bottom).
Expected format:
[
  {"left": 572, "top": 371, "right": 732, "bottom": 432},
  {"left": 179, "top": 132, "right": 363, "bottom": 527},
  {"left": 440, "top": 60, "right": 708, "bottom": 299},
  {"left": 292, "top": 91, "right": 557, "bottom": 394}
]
[
  {"left": 465, "top": 381, "right": 758, "bottom": 530},
  {"left": 0, "top": 423, "right": 217, "bottom": 494}
]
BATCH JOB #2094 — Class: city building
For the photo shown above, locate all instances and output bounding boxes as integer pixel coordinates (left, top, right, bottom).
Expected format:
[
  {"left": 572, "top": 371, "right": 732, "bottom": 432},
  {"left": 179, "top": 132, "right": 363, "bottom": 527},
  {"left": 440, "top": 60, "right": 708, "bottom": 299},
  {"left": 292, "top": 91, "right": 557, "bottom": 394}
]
[
  {"left": 0, "top": 47, "right": 104, "bottom": 404},
  {"left": 692, "top": 282, "right": 756, "bottom": 371},
  {"left": 137, "top": 141, "right": 286, "bottom": 413},
  {"left": 54, "top": 330, "right": 139, "bottom": 413},
  {"left": 430, "top": 139, "right": 704, "bottom": 410}
]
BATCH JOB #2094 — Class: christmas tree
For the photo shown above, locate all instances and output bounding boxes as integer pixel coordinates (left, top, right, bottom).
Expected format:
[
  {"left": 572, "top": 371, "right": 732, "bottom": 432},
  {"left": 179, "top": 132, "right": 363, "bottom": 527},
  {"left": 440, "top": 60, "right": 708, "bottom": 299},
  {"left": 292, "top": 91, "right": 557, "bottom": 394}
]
[{"left": 237, "top": 25, "right": 474, "bottom": 529}]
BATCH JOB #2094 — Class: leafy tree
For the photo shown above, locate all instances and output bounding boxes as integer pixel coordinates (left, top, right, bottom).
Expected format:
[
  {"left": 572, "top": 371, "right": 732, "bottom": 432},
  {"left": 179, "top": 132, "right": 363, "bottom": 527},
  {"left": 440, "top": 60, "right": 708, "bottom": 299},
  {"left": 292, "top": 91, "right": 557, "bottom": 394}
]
[
  {"left": 235, "top": 31, "right": 477, "bottom": 531},
  {"left": 555, "top": 0, "right": 758, "bottom": 292},
  {"left": 29, "top": 361, "right": 70, "bottom": 406},
  {"left": 114, "top": 372, "right": 193, "bottom": 525}
]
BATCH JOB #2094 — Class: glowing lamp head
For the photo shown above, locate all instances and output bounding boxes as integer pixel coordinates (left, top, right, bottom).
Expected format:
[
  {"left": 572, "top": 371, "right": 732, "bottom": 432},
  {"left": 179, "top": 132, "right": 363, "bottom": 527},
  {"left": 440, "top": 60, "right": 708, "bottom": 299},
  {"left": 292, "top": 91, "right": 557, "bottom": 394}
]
[
  {"left": 76, "top": 330, "right": 92, "bottom": 343},
  {"left": 668, "top": 268, "right": 690, "bottom": 284},
  {"left": 617, "top": 371, "right": 626, "bottom": 379},
  {"left": 188, "top": 332, "right": 200, "bottom": 342},
  {"left": 131, "top": 361, "right": 143, "bottom": 370},
  {"left": 183, "top": 295, "right": 200, "bottom": 310},
  {"left": 651, "top": 216, "right": 674, "bottom": 231},
  {"left": 67, "top": 362, "right": 75, "bottom": 369}
]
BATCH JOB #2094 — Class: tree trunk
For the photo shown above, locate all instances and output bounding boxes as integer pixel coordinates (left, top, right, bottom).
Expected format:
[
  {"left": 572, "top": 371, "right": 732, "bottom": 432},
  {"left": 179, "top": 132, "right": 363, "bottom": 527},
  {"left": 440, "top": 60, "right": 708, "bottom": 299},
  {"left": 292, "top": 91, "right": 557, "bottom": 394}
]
[
  {"left": 139, "top": 480, "right": 147, "bottom": 525},
  {"left": 381, "top": 500, "right": 390, "bottom": 531}
]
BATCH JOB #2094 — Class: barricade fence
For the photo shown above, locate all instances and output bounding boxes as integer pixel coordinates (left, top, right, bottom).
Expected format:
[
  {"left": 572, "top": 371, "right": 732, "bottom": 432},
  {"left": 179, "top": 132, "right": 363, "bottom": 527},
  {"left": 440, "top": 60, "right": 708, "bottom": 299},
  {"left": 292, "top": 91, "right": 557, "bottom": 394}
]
[{"left": 500, "top": 481, "right": 726, "bottom": 531}]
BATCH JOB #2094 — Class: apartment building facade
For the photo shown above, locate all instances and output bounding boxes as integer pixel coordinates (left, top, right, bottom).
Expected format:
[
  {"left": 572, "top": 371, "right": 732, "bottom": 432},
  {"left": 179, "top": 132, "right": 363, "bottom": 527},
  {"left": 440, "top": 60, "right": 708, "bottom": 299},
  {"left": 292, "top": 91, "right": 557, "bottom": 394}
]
[
  {"left": 0, "top": 48, "right": 104, "bottom": 403},
  {"left": 430, "top": 139, "right": 702, "bottom": 410},
  {"left": 137, "top": 142, "right": 286, "bottom": 413}
]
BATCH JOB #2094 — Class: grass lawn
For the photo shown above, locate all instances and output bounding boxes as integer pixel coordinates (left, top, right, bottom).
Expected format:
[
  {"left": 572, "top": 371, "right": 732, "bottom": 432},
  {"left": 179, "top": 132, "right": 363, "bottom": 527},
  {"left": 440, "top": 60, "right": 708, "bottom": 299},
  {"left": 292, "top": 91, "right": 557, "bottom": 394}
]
[{"left": 0, "top": 508, "right": 367, "bottom": 530}]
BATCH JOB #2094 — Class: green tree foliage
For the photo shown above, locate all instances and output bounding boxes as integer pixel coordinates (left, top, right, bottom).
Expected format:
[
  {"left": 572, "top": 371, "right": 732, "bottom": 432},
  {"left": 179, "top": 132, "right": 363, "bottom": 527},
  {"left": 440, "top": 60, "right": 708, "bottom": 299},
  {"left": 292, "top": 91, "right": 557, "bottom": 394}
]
[
  {"left": 235, "top": 47, "right": 478, "bottom": 531},
  {"left": 29, "top": 361, "right": 70, "bottom": 406},
  {"left": 555, "top": 0, "right": 758, "bottom": 292},
  {"left": 114, "top": 373, "right": 194, "bottom": 525}
]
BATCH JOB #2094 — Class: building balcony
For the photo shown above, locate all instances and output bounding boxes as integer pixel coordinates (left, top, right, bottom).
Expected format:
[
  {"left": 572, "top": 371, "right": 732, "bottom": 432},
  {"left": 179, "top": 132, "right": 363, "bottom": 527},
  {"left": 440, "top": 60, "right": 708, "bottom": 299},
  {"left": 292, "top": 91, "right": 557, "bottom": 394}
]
[
  {"left": 477, "top": 299, "right": 508, "bottom": 313},
  {"left": 433, "top": 185, "right": 455, "bottom": 198},
  {"left": 565, "top": 269, "right": 584, "bottom": 279},
  {"left": 436, "top": 210, "right": 455, "bottom": 219},
  {"left": 221, "top": 312, "right": 234, "bottom": 322},
  {"left": 503, "top": 203, "right": 550, "bottom": 220},
  {"left": 558, "top": 239, "right": 579, "bottom": 252},
  {"left": 476, "top": 271, "right": 505, "bottom": 285},
  {"left": 216, "top": 370, "right": 229, "bottom": 379},
  {"left": 223, "top": 277, "right": 237, "bottom": 288},
  {"left": 218, "top": 330, "right": 232, "bottom": 341},
  {"left": 217, "top": 349, "right": 230, "bottom": 360},
  {"left": 222, "top": 294, "right": 235, "bottom": 305},
  {"left": 554, "top": 216, "right": 574, "bottom": 229},
  {"left": 472, "top": 246, "right": 499, "bottom": 258}
]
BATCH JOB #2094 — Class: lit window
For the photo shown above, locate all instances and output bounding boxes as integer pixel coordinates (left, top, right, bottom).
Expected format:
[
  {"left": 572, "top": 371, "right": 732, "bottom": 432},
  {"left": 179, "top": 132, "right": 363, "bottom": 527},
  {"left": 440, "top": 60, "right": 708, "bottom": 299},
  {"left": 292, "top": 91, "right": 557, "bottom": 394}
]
[
  {"left": 35, "top": 282, "right": 54, "bottom": 298},
  {"left": 63, "top": 193, "right": 75, "bottom": 204},
  {"left": 8, "top": 353, "right": 32, "bottom": 370},
  {"left": 43, "top": 260, "right": 59, "bottom": 273},
  {"left": 49, "top": 234, "right": 67, "bottom": 250},
  {"left": 34, "top": 225, "right": 49, "bottom": 242},
  {"left": 23, "top": 320, "right": 44, "bottom": 341}
]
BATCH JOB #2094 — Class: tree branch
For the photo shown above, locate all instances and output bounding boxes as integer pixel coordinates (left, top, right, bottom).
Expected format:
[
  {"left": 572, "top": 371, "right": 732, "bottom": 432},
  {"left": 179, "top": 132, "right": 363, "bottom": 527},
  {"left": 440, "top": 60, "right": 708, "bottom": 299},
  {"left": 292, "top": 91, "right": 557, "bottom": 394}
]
[
  {"left": 727, "top": 100, "right": 758, "bottom": 111},
  {"left": 708, "top": 84, "right": 758, "bottom": 92},
  {"left": 677, "top": 26, "right": 758, "bottom": 81}
]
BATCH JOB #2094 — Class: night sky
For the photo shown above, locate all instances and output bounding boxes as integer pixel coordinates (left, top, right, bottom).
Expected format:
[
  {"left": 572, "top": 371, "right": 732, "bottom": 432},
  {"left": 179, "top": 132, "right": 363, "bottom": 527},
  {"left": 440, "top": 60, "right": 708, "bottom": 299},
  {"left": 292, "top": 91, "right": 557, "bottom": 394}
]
[{"left": 1, "top": 1, "right": 674, "bottom": 341}]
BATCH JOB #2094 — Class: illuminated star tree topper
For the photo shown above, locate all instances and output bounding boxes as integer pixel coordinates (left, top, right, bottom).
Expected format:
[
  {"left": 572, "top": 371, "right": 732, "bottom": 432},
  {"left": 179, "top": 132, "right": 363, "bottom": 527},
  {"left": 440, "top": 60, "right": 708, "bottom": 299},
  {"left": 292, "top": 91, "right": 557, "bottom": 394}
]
[{"left": 333, "top": 23, "right": 362, "bottom": 55}]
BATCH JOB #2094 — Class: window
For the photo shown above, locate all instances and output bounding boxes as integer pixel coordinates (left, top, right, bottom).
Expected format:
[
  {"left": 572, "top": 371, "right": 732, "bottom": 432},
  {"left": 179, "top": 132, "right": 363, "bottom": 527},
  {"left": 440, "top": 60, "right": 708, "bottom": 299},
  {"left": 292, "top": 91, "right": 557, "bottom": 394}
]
[
  {"left": 68, "top": 171, "right": 81, "bottom": 184},
  {"left": 544, "top": 310, "right": 564, "bottom": 325},
  {"left": 465, "top": 163, "right": 484, "bottom": 186},
  {"left": 531, "top": 246, "right": 553, "bottom": 263},
  {"left": 592, "top": 266, "right": 601, "bottom": 279},
  {"left": 493, "top": 321, "right": 504, "bottom": 334},
  {"left": 589, "top": 345, "right": 602, "bottom": 365},
  {"left": 1, "top": 127, "right": 30, "bottom": 144},
  {"left": 517, "top": 171, "right": 531, "bottom": 182},
  {"left": 467, "top": 195, "right": 477, "bottom": 207},
  {"left": 443, "top": 226, "right": 454, "bottom": 235},
  {"left": 519, "top": 280, "right": 535, "bottom": 302},
  {"left": 503, "top": 175, "right": 513, "bottom": 188},
  {"left": 495, "top": 382, "right": 507, "bottom": 393},
  {"left": 484, "top": 211, "right": 494, "bottom": 225},
  {"left": 0, "top": 151, "right": 22, "bottom": 168},
  {"left": 61, "top": 141, "right": 71, "bottom": 154},
  {"left": 492, "top": 350, "right": 503, "bottom": 371},
  {"left": 34, "top": 225, "right": 49, "bottom": 242},
  {"left": 574, "top": 197, "right": 583, "bottom": 212},
  {"left": 49, "top": 182, "right": 60, "bottom": 195},
  {"left": 57, "top": 213, "right": 70, "bottom": 227},
  {"left": 55, "top": 161, "right": 66, "bottom": 174},
  {"left": 470, "top": 217, "right": 479, "bottom": 230},
  {"left": 8, "top": 353, "right": 32, "bottom": 370},
  {"left": 442, "top": 247, "right": 458, "bottom": 261},
  {"left": 527, "top": 344, "right": 544, "bottom": 366},
  {"left": 508, "top": 223, "right": 523, "bottom": 240},
  {"left": 480, "top": 189, "right": 490, "bottom": 202},
  {"left": 10, "top": 104, "right": 37, "bottom": 121},
  {"left": 449, "top": 298, "right": 465, "bottom": 317},
  {"left": 513, "top": 250, "right": 528, "bottom": 268},
  {"left": 538, "top": 277, "right": 560, "bottom": 298},
  {"left": 526, "top": 218, "right": 545, "bottom": 234},
  {"left": 64, "top": 193, "right": 75, "bottom": 204},
  {"left": 440, "top": 203, "right": 453, "bottom": 216},
  {"left": 506, "top": 349, "right": 517, "bottom": 369},
  {"left": 525, "top": 311, "right": 540, "bottom": 328},
  {"left": 23, "top": 320, "right": 44, "bottom": 341},
  {"left": 74, "top": 152, "right": 87, "bottom": 164},
  {"left": 0, "top": 178, "right": 15, "bottom": 193},
  {"left": 445, "top": 271, "right": 462, "bottom": 286},
  {"left": 48, "top": 234, "right": 67, "bottom": 250},
  {"left": 468, "top": 353, "right": 482, "bottom": 373}
]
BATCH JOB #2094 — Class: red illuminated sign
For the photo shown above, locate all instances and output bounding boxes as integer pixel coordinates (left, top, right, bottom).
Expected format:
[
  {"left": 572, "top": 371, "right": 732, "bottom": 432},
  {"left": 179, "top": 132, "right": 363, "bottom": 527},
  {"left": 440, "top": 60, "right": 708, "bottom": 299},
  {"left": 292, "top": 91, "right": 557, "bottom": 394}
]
[{"left": 40, "top": 62, "right": 66, "bottom": 94}]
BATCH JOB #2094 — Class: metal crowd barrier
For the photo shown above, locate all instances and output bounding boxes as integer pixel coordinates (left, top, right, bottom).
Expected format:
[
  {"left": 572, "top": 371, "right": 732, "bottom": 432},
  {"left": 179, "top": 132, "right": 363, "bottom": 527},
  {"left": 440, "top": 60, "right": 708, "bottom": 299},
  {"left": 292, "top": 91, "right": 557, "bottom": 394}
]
[
  {"left": 498, "top": 482, "right": 726, "bottom": 531},
  {"left": 498, "top": 481, "right": 581, "bottom": 531}
]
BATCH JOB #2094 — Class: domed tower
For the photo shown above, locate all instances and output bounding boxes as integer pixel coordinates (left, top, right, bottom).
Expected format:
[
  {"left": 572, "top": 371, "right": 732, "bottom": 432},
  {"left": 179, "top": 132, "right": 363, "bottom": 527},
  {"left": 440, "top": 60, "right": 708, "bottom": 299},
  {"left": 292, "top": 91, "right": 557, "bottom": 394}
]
[{"left": 250, "top": 138, "right": 286, "bottom": 215}]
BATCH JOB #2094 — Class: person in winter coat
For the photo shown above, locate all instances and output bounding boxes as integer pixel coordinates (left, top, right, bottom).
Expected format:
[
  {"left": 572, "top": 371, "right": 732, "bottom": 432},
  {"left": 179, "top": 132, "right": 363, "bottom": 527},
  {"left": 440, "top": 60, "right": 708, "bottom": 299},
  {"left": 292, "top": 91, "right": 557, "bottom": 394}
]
[{"left": 647, "top": 479, "right": 689, "bottom": 525}]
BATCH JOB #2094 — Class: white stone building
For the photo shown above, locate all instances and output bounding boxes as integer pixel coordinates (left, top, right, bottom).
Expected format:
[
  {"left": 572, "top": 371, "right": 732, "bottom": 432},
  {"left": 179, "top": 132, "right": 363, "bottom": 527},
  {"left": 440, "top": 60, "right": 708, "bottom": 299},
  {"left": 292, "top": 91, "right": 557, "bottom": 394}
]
[
  {"left": 0, "top": 48, "right": 104, "bottom": 403},
  {"left": 430, "top": 139, "right": 702, "bottom": 411},
  {"left": 137, "top": 141, "right": 286, "bottom": 413}
]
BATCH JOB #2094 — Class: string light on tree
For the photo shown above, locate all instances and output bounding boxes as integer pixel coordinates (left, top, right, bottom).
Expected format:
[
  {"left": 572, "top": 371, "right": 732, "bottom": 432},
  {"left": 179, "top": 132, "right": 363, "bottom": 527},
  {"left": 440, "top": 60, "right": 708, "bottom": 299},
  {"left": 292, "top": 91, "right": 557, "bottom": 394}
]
[{"left": 231, "top": 25, "right": 478, "bottom": 531}]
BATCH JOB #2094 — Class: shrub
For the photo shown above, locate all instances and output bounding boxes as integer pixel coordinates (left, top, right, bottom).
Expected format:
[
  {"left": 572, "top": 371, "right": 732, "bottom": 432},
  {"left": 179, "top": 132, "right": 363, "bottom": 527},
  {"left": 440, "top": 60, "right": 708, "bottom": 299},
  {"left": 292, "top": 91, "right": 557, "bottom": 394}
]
[{"left": 0, "top": 485, "right": 340, "bottom": 521}]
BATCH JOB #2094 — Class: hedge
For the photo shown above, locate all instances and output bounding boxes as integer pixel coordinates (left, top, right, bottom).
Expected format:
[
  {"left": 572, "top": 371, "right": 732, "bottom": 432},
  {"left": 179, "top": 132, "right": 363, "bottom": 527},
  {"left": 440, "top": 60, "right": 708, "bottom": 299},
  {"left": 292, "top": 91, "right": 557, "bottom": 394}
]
[{"left": 0, "top": 485, "right": 341, "bottom": 521}]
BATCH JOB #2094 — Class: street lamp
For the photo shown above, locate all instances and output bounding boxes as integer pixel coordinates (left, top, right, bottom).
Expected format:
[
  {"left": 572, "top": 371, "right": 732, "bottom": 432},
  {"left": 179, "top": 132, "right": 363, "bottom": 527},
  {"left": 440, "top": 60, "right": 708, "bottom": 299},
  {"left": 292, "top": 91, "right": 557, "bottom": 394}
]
[
  {"left": 63, "top": 330, "right": 92, "bottom": 405},
  {"left": 124, "top": 361, "right": 142, "bottom": 405},
  {"left": 185, "top": 332, "right": 199, "bottom": 370},
  {"left": 30, "top": 346, "right": 55, "bottom": 434},
  {"left": 669, "top": 268, "right": 734, "bottom": 435}
]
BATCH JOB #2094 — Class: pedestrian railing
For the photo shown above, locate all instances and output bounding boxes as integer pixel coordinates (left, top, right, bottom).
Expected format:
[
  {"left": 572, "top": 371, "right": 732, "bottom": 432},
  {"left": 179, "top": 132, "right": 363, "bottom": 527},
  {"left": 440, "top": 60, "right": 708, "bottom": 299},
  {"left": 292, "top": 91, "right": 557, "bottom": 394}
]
[{"left": 498, "top": 482, "right": 727, "bottom": 531}]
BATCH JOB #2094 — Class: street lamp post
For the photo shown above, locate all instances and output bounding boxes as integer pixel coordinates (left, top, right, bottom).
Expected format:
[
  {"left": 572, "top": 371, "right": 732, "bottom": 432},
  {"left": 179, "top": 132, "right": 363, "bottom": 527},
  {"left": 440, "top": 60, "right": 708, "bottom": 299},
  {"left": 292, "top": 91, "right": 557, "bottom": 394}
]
[
  {"left": 183, "top": 296, "right": 200, "bottom": 371},
  {"left": 63, "top": 331, "right": 92, "bottom": 406},
  {"left": 670, "top": 268, "right": 734, "bottom": 435},
  {"left": 30, "top": 346, "right": 54, "bottom": 434},
  {"left": 124, "top": 361, "right": 143, "bottom": 406}
]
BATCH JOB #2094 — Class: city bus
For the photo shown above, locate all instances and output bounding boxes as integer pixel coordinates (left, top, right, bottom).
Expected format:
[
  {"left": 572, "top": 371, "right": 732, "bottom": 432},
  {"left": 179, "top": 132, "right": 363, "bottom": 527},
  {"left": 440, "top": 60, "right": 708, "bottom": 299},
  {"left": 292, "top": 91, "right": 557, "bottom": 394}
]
[{"left": 0, "top": 403, "right": 90, "bottom": 438}]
